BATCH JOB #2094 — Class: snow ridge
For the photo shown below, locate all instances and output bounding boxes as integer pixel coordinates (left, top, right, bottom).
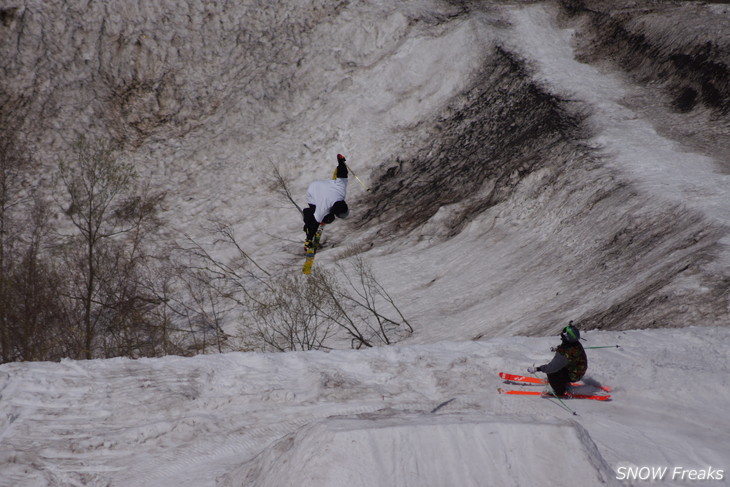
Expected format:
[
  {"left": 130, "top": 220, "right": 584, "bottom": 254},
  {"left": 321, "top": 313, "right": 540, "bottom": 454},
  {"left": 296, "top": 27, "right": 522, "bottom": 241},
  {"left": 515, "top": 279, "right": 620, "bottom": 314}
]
[{"left": 1, "top": 328, "right": 729, "bottom": 486}]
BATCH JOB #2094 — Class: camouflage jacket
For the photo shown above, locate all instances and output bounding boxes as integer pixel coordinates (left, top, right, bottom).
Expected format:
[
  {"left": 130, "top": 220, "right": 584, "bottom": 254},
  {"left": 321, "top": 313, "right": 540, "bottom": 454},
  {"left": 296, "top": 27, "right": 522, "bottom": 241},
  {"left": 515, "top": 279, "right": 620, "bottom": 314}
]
[{"left": 539, "top": 341, "right": 587, "bottom": 381}]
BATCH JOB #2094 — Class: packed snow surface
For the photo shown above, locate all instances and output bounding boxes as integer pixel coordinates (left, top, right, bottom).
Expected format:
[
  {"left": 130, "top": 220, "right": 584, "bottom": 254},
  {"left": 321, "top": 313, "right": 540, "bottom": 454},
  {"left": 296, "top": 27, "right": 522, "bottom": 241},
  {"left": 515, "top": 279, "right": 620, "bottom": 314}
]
[{"left": 1, "top": 328, "right": 729, "bottom": 486}]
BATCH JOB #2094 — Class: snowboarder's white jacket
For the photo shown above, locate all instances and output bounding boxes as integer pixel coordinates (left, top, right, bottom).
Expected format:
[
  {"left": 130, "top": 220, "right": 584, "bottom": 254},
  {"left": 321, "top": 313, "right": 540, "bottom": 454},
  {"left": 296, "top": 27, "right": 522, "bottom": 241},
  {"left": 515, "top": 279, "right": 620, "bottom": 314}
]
[{"left": 306, "top": 177, "right": 348, "bottom": 223}]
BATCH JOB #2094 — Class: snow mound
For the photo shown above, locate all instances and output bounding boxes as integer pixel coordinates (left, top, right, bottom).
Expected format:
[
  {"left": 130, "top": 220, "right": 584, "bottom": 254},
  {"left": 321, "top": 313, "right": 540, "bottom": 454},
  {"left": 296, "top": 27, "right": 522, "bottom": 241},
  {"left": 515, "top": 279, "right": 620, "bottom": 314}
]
[{"left": 226, "top": 414, "right": 618, "bottom": 487}]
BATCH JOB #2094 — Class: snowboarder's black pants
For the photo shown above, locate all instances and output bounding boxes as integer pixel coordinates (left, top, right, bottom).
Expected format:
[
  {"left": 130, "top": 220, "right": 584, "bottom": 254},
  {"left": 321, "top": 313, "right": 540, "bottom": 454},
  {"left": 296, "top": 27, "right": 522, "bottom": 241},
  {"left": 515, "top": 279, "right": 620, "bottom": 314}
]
[
  {"left": 303, "top": 204, "right": 336, "bottom": 241},
  {"left": 303, "top": 205, "right": 319, "bottom": 241},
  {"left": 546, "top": 367, "right": 571, "bottom": 396}
]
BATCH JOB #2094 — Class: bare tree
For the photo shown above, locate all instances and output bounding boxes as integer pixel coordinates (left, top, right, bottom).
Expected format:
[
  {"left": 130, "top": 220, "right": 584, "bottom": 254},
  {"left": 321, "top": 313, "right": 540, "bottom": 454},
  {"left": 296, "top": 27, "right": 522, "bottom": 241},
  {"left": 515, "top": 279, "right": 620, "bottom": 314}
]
[
  {"left": 267, "top": 161, "right": 302, "bottom": 214},
  {"left": 334, "top": 256, "right": 413, "bottom": 346},
  {"left": 300, "top": 259, "right": 413, "bottom": 349},
  {"left": 240, "top": 260, "right": 412, "bottom": 351},
  {"left": 0, "top": 97, "right": 77, "bottom": 362},
  {"left": 0, "top": 193, "right": 67, "bottom": 362},
  {"left": 244, "top": 273, "right": 337, "bottom": 352},
  {"left": 177, "top": 221, "right": 414, "bottom": 352},
  {"left": 168, "top": 221, "right": 270, "bottom": 354},
  {"left": 0, "top": 99, "right": 36, "bottom": 362},
  {"left": 135, "top": 258, "right": 194, "bottom": 357},
  {"left": 10, "top": 197, "right": 65, "bottom": 361},
  {"left": 56, "top": 135, "right": 164, "bottom": 359}
]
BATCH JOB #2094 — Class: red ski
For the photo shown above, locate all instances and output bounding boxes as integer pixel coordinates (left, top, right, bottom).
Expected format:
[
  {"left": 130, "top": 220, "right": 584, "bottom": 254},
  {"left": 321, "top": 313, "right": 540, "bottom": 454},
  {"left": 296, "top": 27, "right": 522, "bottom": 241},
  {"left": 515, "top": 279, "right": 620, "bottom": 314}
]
[
  {"left": 497, "top": 388, "right": 611, "bottom": 401},
  {"left": 499, "top": 372, "right": 612, "bottom": 393}
]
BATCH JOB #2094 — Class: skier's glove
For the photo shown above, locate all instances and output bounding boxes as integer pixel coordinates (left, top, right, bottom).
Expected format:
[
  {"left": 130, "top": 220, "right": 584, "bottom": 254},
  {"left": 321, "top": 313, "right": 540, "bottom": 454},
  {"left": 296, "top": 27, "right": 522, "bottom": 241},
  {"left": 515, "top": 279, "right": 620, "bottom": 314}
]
[{"left": 527, "top": 366, "right": 537, "bottom": 374}]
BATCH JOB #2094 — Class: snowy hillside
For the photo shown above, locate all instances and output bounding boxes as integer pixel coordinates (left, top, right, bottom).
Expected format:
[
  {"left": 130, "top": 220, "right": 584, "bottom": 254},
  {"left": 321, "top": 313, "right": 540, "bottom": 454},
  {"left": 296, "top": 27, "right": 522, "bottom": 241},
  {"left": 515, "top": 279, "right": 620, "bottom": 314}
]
[
  {"left": 1, "top": 0, "right": 729, "bottom": 485},
  {"left": 3, "top": 0, "right": 728, "bottom": 339}
]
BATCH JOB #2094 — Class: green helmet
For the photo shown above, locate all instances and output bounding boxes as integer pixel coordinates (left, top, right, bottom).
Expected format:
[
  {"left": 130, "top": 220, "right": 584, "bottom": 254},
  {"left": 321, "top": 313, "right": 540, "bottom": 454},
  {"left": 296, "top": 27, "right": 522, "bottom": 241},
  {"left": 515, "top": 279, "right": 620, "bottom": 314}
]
[{"left": 560, "top": 322, "right": 580, "bottom": 343}]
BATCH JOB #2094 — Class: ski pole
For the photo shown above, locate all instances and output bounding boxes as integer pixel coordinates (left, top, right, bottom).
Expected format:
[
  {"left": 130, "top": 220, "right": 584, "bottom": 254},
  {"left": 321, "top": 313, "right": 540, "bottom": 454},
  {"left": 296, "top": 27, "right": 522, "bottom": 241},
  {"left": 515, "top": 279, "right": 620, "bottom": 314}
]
[
  {"left": 530, "top": 370, "right": 577, "bottom": 416},
  {"left": 344, "top": 163, "right": 370, "bottom": 192},
  {"left": 547, "top": 388, "right": 578, "bottom": 416},
  {"left": 585, "top": 345, "right": 621, "bottom": 350}
]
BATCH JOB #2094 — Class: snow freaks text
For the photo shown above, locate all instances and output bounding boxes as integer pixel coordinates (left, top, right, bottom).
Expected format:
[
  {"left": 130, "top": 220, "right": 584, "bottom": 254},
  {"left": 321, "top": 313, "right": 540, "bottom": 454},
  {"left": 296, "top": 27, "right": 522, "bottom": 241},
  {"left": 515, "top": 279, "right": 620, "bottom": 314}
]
[{"left": 615, "top": 466, "right": 724, "bottom": 482}]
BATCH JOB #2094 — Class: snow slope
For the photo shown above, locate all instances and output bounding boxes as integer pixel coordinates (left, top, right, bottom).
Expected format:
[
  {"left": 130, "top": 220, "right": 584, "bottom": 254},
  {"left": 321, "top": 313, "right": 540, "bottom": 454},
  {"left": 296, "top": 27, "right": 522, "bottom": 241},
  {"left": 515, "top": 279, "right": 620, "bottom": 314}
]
[
  {"left": 3, "top": 0, "right": 728, "bottom": 336},
  {"left": 1, "top": 327, "right": 728, "bottom": 486}
]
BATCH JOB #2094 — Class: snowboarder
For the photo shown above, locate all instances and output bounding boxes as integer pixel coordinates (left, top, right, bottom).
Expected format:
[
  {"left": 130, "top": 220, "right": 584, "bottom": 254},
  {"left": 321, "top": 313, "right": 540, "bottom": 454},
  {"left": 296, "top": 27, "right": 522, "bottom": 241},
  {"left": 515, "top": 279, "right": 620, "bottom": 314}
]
[
  {"left": 303, "top": 154, "right": 349, "bottom": 249},
  {"left": 527, "top": 322, "right": 587, "bottom": 397}
]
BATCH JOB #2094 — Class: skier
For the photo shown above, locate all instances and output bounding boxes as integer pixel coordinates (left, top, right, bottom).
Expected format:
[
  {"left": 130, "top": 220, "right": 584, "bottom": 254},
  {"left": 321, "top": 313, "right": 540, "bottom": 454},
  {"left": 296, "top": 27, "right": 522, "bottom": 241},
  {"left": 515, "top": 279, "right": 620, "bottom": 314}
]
[
  {"left": 527, "top": 322, "right": 587, "bottom": 397},
  {"left": 303, "top": 154, "right": 349, "bottom": 249}
]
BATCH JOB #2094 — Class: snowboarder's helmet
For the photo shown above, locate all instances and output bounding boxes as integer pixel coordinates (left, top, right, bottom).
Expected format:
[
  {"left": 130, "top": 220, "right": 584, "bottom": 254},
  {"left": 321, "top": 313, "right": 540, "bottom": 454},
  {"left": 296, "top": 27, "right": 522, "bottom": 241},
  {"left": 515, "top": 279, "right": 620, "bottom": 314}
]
[
  {"left": 560, "top": 323, "right": 580, "bottom": 343},
  {"left": 332, "top": 200, "right": 349, "bottom": 219},
  {"left": 337, "top": 154, "right": 346, "bottom": 163}
]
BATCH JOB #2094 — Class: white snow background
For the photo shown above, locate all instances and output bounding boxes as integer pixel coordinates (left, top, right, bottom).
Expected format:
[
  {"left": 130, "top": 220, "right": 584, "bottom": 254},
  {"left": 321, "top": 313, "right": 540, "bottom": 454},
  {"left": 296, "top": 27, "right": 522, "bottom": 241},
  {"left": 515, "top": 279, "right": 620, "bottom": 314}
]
[{"left": 1, "top": 2, "right": 730, "bottom": 486}]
